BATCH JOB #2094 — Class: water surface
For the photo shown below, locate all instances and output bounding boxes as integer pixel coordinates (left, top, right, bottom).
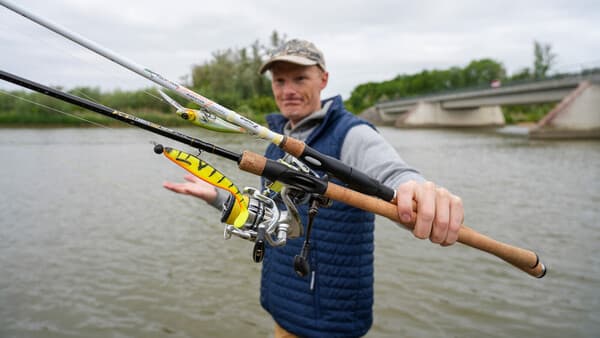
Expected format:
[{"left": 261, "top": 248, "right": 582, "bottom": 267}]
[{"left": 0, "top": 127, "right": 598, "bottom": 337}]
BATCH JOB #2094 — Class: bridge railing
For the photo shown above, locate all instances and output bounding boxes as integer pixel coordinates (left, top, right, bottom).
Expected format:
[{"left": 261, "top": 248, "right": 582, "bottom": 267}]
[{"left": 375, "top": 67, "right": 600, "bottom": 107}]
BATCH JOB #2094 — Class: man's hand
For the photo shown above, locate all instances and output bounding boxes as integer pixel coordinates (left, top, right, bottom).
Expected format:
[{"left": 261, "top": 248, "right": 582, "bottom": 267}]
[
  {"left": 396, "top": 180, "right": 463, "bottom": 246},
  {"left": 163, "top": 174, "right": 217, "bottom": 203}
]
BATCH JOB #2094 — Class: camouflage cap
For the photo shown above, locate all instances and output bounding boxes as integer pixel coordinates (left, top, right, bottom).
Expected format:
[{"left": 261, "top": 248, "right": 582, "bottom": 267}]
[{"left": 259, "top": 39, "right": 326, "bottom": 74}]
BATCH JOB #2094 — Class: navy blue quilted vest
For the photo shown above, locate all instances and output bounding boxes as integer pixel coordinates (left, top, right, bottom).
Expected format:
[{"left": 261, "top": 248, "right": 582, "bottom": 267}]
[{"left": 260, "top": 96, "right": 376, "bottom": 337}]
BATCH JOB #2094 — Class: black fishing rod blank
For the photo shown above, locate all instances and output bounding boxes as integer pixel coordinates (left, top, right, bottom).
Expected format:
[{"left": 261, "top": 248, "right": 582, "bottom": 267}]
[
  {"left": 0, "top": 70, "right": 240, "bottom": 162},
  {"left": 0, "top": 69, "right": 330, "bottom": 197}
]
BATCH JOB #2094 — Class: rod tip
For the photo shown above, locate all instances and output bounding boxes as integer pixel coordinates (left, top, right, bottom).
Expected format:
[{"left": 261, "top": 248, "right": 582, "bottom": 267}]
[{"left": 536, "top": 264, "right": 547, "bottom": 278}]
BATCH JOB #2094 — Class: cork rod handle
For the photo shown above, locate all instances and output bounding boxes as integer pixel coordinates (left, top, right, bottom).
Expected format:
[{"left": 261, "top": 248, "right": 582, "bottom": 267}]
[
  {"left": 239, "top": 150, "right": 546, "bottom": 278},
  {"left": 325, "top": 183, "right": 546, "bottom": 278}
]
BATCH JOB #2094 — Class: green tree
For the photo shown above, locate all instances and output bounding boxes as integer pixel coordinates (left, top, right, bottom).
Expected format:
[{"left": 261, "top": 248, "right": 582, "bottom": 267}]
[
  {"left": 509, "top": 67, "right": 532, "bottom": 81},
  {"left": 345, "top": 59, "right": 506, "bottom": 113},
  {"left": 190, "top": 30, "right": 284, "bottom": 117},
  {"left": 533, "top": 40, "right": 556, "bottom": 79},
  {"left": 462, "top": 59, "right": 506, "bottom": 86}
]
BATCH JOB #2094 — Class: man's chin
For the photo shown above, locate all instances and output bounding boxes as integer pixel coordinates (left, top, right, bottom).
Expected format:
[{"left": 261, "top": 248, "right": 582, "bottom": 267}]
[
  {"left": 282, "top": 110, "right": 300, "bottom": 118},
  {"left": 282, "top": 111, "right": 311, "bottom": 125}
]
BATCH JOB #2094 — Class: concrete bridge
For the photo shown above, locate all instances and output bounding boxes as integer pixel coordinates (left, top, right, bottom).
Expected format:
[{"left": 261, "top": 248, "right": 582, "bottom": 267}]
[{"left": 362, "top": 72, "right": 600, "bottom": 138}]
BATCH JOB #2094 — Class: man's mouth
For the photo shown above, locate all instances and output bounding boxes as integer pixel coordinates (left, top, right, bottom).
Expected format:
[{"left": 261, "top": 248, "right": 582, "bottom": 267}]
[{"left": 282, "top": 97, "right": 302, "bottom": 105}]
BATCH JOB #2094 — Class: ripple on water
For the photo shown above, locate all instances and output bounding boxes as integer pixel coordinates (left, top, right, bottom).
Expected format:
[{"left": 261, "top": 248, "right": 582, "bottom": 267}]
[{"left": 1, "top": 128, "right": 598, "bottom": 337}]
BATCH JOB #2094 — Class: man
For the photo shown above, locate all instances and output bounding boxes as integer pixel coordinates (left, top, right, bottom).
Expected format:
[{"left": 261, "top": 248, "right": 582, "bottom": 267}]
[{"left": 164, "top": 39, "right": 463, "bottom": 337}]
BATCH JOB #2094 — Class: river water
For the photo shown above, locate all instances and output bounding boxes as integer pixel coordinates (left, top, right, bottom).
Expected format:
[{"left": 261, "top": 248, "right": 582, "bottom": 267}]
[{"left": 0, "top": 126, "right": 598, "bottom": 338}]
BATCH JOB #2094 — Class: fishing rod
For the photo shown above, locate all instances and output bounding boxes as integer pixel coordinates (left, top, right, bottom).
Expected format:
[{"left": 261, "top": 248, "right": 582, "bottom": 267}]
[
  {"left": 0, "top": 0, "right": 395, "bottom": 202},
  {"left": 0, "top": 69, "right": 546, "bottom": 278}
]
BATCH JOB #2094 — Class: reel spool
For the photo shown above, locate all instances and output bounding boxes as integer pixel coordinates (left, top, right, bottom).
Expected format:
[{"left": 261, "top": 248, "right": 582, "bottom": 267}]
[{"left": 222, "top": 186, "right": 303, "bottom": 262}]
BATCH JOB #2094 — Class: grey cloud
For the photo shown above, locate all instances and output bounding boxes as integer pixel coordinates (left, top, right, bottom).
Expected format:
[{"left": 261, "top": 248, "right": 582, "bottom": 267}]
[{"left": 1, "top": 0, "right": 599, "bottom": 99}]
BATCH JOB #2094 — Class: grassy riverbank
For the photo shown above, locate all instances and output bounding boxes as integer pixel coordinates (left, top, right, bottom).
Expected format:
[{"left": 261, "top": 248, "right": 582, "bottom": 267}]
[
  {"left": 0, "top": 85, "right": 270, "bottom": 127},
  {"left": 0, "top": 109, "right": 193, "bottom": 127},
  {"left": 0, "top": 99, "right": 554, "bottom": 127},
  {"left": 0, "top": 85, "right": 554, "bottom": 127}
]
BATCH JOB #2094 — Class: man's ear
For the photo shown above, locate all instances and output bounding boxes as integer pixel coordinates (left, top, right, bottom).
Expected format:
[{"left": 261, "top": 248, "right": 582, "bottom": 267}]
[{"left": 320, "top": 71, "right": 329, "bottom": 90}]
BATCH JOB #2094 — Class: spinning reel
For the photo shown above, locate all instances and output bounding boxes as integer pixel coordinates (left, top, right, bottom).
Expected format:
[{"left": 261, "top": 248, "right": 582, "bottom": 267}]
[
  {"left": 220, "top": 154, "right": 331, "bottom": 276},
  {"left": 222, "top": 186, "right": 304, "bottom": 263},
  {"left": 156, "top": 144, "right": 331, "bottom": 276}
]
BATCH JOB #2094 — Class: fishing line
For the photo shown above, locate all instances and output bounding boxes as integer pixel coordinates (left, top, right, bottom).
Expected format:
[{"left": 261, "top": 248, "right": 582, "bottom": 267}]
[
  {"left": 0, "top": 8, "right": 166, "bottom": 109},
  {"left": 1, "top": 24, "right": 107, "bottom": 105},
  {"left": 142, "top": 90, "right": 165, "bottom": 103},
  {"left": 0, "top": 86, "right": 185, "bottom": 160},
  {"left": 0, "top": 15, "right": 180, "bottom": 141},
  {"left": 0, "top": 86, "right": 188, "bottom": 203},
  {"left": 0, "top": 88, "right": 112, "bottom": 129}
]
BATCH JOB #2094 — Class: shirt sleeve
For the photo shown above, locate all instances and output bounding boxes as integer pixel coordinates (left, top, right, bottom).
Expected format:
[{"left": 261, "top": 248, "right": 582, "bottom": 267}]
[
  {"left": 340, "top": 124, "right": 425, "bottom": 189},
  {"left": 209, "top": 188, "right": 230, "bottom": 211}
]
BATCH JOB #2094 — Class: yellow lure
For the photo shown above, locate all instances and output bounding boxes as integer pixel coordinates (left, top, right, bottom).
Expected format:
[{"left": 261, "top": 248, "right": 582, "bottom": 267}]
[{"left": 162, "top": 147, "right": 249, "bottom": 228}]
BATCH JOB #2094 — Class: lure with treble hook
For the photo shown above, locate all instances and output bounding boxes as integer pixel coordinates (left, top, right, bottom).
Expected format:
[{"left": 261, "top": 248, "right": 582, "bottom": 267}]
[
  {"left": 158, "top": 89, "right": 244, "bottom": 133},
  {"left": 155, "top": 143, "right": 305, "bottom": 262},
  {"left": 155, "top": 144, "right": 249, "bottom": 227}
]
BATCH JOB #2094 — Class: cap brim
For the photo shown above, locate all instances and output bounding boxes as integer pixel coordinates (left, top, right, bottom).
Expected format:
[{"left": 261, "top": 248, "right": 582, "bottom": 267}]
[{"left": 259, "top": 55, "right": 318, "bottom": 74}]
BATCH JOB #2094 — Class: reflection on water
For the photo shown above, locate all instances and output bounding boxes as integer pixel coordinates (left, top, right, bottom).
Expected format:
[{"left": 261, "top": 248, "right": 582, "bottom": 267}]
[{"left": 0, "top": 127, "right": 598, "bottom": 337}]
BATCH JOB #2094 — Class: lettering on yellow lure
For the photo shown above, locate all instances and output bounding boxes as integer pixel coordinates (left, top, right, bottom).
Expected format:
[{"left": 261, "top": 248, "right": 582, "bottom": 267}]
[{"left": 162, "top": 147, "right": 249, "bottom": 228}]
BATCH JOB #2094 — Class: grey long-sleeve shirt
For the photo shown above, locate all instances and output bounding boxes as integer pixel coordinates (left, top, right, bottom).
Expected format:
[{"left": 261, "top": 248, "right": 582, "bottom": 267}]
[{"left": 210, "top": 102, "right": 424, "bottom": 209}]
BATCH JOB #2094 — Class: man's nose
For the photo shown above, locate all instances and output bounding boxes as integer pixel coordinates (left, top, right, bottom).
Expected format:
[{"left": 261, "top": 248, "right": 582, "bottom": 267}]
[{"left": 281, "top": 82, "right": 297, "bottom": 95}]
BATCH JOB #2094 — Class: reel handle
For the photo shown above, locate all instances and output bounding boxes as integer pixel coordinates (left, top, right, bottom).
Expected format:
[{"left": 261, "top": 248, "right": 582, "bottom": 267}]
[
  {"left": 294, "top": 251, "right": 310, "bottom": 277},
  {"left": 253, "top": 240, "right": 265, "bottom": 263}
]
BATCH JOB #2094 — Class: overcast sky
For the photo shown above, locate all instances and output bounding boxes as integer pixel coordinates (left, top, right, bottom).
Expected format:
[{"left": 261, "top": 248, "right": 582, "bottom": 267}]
[{"left": 1, "top": 0, "right": 599, "bottom": 99}]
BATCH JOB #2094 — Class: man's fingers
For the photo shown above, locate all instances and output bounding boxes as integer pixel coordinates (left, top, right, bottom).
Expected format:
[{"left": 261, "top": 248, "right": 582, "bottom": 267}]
[
  {"left": 431, "top": 187, "right": 450, "bottom": 244},
  {"left": 184, "top": 174, "right": 201, "bottom": 183},
  {"left": 396, "top": 180, "right": 418, "bottom": 223},
  {"left": 163, "top": 181, "right": 187, "bottom": 194},
  {"left": 413, "top": 181, "right": 435, "bottom": 239},
  {"left": 397, "top": 180, "right": 464, "bottom": 246},
  {"left": 442, "top": 195, "right": 463, "bottom": 246}
]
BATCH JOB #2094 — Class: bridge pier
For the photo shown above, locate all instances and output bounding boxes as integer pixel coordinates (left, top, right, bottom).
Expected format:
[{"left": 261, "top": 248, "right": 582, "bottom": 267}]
[
  {"left": 361, "top": 73, "right": 600, "bottom": 138},
  {"left": 530, "top": 82, "right": 600, "bottom": 139},
  {"left": 393, "top": 102, "right": 505, "bottom": 127}
]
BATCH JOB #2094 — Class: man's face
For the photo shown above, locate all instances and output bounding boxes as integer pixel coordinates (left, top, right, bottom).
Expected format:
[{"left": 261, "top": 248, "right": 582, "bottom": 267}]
[{"left": 270, "top": 62, "right": 329, "bottom": 127}]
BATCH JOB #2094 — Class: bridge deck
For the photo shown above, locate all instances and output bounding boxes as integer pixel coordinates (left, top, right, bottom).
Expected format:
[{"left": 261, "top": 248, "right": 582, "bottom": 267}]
[{"left": 376, "top": 73, "right": 600, "bottom": 114}]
